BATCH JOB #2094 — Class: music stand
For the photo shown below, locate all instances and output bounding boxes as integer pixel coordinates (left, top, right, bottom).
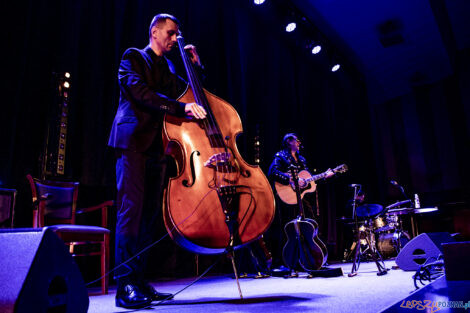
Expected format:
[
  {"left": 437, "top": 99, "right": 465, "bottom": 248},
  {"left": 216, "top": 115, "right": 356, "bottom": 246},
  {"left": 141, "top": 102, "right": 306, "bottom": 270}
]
[{"left": 348, "top": 186, "right": 387, "bottom": 277}]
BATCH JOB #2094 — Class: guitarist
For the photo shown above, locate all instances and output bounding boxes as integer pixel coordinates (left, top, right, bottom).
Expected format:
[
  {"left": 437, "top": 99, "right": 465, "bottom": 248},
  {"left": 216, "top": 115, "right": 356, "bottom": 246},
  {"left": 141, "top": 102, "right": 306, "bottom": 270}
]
[{"left": 266, "top": 133, "right": 333, "bottom": 274}]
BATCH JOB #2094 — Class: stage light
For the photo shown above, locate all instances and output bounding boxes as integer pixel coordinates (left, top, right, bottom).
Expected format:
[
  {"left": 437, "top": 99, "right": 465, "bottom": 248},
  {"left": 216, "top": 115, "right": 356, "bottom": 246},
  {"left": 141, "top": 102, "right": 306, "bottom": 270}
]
[
  {"left": 63, "top": 81, "right": 70, "bottom": 89},
  {"left": 285, "top": 22, "right": 296, "bottom": 32},
  {"left": 331, "top": 64, "right": 341, "bottom": 72},
  {"left": 254, "top": 0, "right": 266, "bottom": 5},
  {"left": 311, "top": 45, "right": 321, "bottom": 54},
  {"left": 64, "top": 72, "right": 71, "bottom": 78}
]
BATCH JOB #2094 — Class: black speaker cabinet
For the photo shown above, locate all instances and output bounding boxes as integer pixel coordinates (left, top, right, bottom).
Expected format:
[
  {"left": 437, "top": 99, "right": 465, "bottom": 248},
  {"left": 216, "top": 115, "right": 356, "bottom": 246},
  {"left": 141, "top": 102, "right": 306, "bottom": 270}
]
[
  {"left": 442, "top": 241, "right": 470, "bottom": 280},
  {"left": 0, "top": 228, "right": 89, "bottom": 313},
  {"left": 395, "top": 232, "right": 454, "bottom": 271}
]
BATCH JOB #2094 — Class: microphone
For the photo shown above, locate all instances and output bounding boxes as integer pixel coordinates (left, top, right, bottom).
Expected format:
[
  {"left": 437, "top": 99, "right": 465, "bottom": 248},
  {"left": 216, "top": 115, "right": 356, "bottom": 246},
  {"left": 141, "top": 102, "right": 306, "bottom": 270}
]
[
  {"left": 349, "top": 184, "right": 361, "bottom": 188},
  {"left": 390, "top": 179, "right": 408, "bottom": 199}
]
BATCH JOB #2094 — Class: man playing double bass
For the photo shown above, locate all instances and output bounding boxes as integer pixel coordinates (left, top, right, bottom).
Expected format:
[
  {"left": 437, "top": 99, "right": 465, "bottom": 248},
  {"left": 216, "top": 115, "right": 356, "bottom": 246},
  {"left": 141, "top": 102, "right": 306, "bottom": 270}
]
[
  {"left": 108, "top": 14, "right": 206, "bottom": 309},
  {"left": 267, "top": 133, "right": 334, "bottom": 273}
]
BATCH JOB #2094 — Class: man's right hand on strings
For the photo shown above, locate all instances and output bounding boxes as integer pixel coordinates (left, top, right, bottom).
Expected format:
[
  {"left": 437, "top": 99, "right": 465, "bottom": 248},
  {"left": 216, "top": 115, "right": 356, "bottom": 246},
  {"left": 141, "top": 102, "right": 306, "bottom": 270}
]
[{"left": 185, "top": 102, "right": 207, "bottom": 119}]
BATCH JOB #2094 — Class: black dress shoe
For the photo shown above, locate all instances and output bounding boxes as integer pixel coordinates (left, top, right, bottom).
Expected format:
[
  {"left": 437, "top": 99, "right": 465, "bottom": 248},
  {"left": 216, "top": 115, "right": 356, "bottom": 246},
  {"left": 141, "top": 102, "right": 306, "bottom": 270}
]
[
  {"left": 116, "top": 284, "right": 152, "bottom": 309},
  {"left": 140, "top": 283, "right": 174, "bottom": 301}
]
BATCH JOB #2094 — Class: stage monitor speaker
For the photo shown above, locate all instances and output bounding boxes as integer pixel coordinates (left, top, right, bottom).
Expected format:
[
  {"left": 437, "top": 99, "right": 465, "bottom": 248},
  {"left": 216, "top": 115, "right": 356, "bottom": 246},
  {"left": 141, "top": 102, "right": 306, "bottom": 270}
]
[
  {"left": 395, "top": 232, "right": 454, "bottom": 271},
  {"left": 0, "top": 228, "right": 89, "bottom": 313}
]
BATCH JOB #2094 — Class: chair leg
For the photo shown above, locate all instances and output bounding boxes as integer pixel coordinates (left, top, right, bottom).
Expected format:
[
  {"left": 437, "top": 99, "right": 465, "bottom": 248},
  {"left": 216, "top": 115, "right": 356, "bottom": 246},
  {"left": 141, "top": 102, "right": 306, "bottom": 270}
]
[{"left": 101, "top": 233, "right": 109, "bottom": 294}]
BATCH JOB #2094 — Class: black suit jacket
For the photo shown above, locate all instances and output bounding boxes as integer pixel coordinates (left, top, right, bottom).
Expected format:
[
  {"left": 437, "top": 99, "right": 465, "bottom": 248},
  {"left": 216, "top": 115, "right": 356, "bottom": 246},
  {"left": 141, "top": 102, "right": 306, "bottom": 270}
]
[{"left": 108, "top": 46, "right": 188, "bottom": 153}]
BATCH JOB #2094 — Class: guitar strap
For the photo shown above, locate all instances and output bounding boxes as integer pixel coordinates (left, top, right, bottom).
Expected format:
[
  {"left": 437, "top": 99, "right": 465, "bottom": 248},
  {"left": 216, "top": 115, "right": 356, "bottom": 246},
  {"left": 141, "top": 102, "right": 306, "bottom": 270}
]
[{"left": 316, "top": 188, "right": 320, "bottom": 216}]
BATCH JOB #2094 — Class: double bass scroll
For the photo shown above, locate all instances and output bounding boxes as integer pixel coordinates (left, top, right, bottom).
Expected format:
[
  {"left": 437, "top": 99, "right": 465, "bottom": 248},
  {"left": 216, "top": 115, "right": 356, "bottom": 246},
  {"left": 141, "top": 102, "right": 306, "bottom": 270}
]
[{"left": 162, "top": 35, "right": 275, "bottom": 255}]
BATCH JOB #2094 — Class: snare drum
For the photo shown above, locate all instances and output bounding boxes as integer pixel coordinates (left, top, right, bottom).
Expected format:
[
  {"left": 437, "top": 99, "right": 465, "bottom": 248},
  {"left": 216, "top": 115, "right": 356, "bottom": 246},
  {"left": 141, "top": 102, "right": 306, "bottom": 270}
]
[{"left": 373, "top": 216, "right": 395, "bottom": 233}]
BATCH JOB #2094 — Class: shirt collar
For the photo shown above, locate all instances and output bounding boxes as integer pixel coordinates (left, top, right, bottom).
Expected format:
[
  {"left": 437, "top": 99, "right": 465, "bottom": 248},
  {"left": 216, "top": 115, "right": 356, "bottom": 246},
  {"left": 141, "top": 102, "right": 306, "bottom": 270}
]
[{"left": 144, "top": 46, "right": 165, "bottom": 64}]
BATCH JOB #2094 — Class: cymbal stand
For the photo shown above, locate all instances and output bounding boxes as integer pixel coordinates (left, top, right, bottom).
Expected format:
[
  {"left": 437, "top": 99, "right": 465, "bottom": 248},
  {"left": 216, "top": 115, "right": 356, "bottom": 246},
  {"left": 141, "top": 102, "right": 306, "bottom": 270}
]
[{"left": 348, "top": 186, "right": 387, "bottom": 277}]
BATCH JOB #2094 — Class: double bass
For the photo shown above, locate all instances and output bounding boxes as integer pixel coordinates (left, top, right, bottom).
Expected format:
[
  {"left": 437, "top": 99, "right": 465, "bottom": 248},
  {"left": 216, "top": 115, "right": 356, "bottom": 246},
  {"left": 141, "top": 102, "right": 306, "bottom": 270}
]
[{"left": 162, "top": 35, "right": 275, "bottom": 254}]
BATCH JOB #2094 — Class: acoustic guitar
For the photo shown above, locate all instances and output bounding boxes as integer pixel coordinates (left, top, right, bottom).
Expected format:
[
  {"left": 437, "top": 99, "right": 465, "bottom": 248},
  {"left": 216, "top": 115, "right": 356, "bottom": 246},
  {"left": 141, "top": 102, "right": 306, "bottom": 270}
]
[
  {"left": 282, "top": 165, "right": 328, "bottom": 271},
  {"left": 274, "top": 164, "right": 348, "bottom": 204}
]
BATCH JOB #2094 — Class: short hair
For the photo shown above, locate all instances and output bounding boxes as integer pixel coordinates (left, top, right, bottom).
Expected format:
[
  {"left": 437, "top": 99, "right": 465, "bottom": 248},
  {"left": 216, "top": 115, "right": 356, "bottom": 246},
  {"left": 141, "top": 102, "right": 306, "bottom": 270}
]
[
  {"left": 282, "top": 133, "right": 298, "bottom": 149},
  {"left": 149, "top": 13, "right": 180, "bottom": 38}
]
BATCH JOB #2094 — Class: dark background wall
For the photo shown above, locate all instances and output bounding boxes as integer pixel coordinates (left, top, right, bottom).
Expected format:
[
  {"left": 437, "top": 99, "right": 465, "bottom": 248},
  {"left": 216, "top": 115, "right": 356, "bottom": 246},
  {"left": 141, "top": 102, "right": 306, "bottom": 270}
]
[{"left": 2, "top": 0, "right": 469, "bottom": 279}]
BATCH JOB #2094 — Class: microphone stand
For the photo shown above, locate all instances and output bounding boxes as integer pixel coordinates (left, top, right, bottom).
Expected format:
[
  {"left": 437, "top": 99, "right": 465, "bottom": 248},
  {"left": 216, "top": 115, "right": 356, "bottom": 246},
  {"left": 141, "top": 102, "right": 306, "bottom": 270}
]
[
  {"left": 348, "top": 185, "right": 361, "bottom": 277},
  {"left": 392, "top": 181, "right": 417, "bottom": 238},
  {"left": 397, "top": 185, "right": 408, "bottom": 200}
]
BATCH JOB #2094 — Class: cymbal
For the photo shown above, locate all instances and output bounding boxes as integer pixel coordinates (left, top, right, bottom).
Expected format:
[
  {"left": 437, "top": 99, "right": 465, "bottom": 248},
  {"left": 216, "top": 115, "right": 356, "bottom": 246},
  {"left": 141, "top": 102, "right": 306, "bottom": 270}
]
[
  {"left": 387, "top": 207, "right": 439, "bottom": 215},
  {"left": 385, "top": 199, "right": 412, "bottom": 209},
  {"left": 413, "top": 207, "right": 438, "bottom": 214},
  {"left": 387, "top": 207, "right": 413, "bottom": 215},
  {"left": 356, "top": 204, "right": 384, "bottom": 218}
]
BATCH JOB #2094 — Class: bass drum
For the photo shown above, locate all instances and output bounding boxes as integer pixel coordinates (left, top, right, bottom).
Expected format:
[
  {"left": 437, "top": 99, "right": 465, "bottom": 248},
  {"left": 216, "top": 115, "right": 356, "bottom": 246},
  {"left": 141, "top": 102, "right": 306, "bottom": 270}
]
[{"left": 377, "top": 231, "right": 410, "bottom": 259}]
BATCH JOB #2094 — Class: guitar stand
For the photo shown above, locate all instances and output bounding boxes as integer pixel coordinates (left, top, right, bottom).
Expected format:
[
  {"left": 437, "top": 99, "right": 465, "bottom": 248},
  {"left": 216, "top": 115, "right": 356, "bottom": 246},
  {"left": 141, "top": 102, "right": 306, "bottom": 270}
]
[{"left": 307, "top": 266, "right": 344, "bottom": 278}]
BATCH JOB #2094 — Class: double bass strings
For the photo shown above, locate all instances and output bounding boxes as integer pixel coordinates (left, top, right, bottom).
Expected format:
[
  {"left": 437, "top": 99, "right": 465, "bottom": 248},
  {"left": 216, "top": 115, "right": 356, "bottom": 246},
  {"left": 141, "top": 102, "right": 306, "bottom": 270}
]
[{"left": 177, "top": 36, "right": 231, "bottom": 181}]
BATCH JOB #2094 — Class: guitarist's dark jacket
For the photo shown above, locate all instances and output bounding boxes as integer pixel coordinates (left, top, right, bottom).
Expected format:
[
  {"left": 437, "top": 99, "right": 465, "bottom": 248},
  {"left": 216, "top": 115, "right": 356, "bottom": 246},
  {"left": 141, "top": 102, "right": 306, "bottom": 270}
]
[{"left": 268, "top": 149, "right": 309, "bottom": 185}]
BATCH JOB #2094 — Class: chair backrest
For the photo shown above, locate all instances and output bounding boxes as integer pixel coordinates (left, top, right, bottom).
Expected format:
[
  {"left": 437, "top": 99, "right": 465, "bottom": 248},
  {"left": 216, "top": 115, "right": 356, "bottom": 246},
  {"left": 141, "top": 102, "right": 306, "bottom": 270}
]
[
  {"left": 27, "top": 175, "right": 79, "bottom": 225},
  {"left": 0, "top": 188, "right": 17, "bottom": 228}
]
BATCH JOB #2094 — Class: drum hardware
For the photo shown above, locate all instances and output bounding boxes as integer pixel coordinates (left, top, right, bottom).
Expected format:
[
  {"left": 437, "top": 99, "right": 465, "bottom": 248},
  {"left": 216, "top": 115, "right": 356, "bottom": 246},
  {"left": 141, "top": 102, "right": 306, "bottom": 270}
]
[
  {"left": 384, "top": 202, "right": 439, "bottom": 237},
  {"left": 347, "top": 185, "right": 387, "bottom": 277},
  {"left": 372, "top": 206, "right": 413, "bottom": 258},
  {"left": 343, "top": 205, "right": 411, "bottom": 261},
  {"left": 345, "top": 195, "right": 439, "bottom": 263}
]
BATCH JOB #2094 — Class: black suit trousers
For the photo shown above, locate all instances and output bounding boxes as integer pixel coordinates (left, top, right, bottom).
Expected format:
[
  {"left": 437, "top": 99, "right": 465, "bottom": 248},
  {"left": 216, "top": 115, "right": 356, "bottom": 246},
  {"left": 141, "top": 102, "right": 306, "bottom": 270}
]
[{"left": 114, "top": 149, "right": 170, "bottom": 285}]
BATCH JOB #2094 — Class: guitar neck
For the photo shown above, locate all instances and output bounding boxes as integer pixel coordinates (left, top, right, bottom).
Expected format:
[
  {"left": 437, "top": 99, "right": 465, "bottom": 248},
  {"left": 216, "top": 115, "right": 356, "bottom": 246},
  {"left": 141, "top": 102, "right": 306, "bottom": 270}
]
[{"left": 306, "top": 171, "right": 329, "bottom": 183}]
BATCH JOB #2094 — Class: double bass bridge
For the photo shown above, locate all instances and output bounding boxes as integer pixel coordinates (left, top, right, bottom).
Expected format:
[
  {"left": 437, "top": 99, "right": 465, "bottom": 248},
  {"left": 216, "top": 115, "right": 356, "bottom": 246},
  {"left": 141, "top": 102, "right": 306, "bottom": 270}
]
[{"left": 204, "top": 152, "right": 233, "bottom": 170}]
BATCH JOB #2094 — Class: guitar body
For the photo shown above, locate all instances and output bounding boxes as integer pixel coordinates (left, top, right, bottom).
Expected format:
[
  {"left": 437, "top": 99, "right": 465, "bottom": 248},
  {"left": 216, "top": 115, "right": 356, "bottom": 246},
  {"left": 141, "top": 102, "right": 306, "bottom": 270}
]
[
  {"left": 274, "top": 170, "right": 316, "bottom": 204},
  {"left": 282, "top": 217, "right": 328, "bottom": 271}
]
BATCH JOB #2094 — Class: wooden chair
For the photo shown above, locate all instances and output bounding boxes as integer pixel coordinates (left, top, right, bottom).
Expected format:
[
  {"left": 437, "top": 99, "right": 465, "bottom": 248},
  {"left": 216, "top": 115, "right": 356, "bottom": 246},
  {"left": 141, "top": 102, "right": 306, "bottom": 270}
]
[
  {"left": 0, "top": 188, "right": 17, "bottom": 228},
  {"left": 27, "top": 174, "right": 113, "bottom": 294}
]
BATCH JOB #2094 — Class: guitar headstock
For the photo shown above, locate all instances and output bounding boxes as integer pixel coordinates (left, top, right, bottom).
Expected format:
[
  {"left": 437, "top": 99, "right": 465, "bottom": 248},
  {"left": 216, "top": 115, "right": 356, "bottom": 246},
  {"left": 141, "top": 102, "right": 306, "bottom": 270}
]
[{"left": 333, "top": 164, "right": 348, "bottom": 174}]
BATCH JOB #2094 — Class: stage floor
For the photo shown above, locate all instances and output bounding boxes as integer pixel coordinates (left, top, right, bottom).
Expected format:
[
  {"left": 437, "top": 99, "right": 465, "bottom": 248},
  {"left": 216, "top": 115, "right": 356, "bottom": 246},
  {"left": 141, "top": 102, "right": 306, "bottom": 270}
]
[{"left": 88, "top": 260, "right": 433, "bottom": 313}]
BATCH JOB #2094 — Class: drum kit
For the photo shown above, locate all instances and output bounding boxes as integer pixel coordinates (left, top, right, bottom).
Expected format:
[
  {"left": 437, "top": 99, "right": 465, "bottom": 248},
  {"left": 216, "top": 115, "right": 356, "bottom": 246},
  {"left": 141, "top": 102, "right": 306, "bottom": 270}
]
[{"left": 344, "top": 202, "right": 415, "bottom": 261}]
